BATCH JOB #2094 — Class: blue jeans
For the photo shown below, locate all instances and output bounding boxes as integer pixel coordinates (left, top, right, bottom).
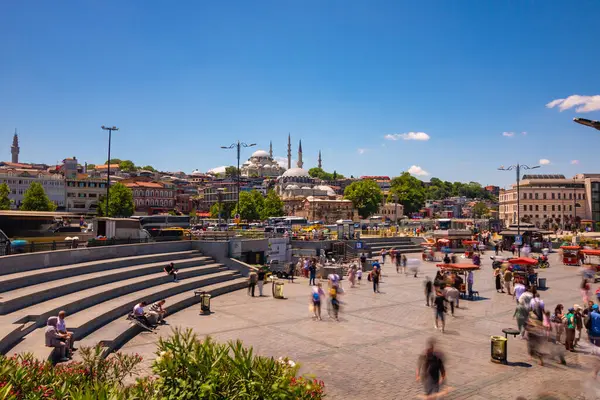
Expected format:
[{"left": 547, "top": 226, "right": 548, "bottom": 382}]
[{"left": 309, "top": 273, "right": 316, "bottom": 285}]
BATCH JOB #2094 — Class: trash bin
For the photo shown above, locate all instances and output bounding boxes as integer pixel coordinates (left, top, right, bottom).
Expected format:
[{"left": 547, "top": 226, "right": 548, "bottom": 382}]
[
  {"left": 200, "top": 292, "right": 211, "bottom": 314},
  {"left": 538, "top": 277, "right": 546, "bottom": 290},
  {"left": 274, "top": 281, "right": 284, "bottom": 299},
  {"left": 490, "top": 336, "right": 507, "bottom": 363}
]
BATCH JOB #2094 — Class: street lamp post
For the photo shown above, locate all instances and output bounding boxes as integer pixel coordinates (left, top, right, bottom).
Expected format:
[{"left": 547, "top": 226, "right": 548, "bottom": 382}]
[
  {"left": 574, "top": 118, "right": 600, "bottom": 131},
  {"left": 393, "top": 193, "right": 399, "bottom": 226},
  {"left": 221, "top": 141, "right": 256, "bottom": 219},
  {"left": 217, "top": 188, "right": 225, "bottom": 230},
  {"left": 101, "top": 126, "right": 119, "bottom": 216},
  {"left": 498, "top": 163, "right": 540, "bottom": 256}
]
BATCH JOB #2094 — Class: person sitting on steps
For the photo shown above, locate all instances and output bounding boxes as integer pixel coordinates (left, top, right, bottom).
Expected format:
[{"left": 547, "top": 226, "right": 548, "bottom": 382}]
[
  {"left": 44, "top": 316, "right": 71, "bottom": 362},
  {"left": 163, "top": 262, "right": 178, "bottom": 282}
]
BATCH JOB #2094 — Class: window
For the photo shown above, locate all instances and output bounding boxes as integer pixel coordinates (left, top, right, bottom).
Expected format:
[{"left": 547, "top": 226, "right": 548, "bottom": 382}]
[
  {"left": 543, "top": 193, "right": 546, "bottom": 200},
  {"left": 578, "top": 193, "right": 582, "bottom": 200},
  {"left": 543, "top": 205, "right": 547, "bottom": 211},
  {"left": 535, "top": 214, "right": 539, "bottom": 219},
  {"left": 551, "top": 193, "right": 555, "bottom": 200},
  {"left": 523, "top": 193, "right": 527, "bottom": 199},
  {"left": 528, "top": 193, "right": 532, "bottom": 199},
  {"left": 160, "top": 191, "right": 164, "bottom": 198},
  {"left": 529, "top": 205, "right": 533, "bottom": 211},
  {"left": 535, "top": 205, "right": 539, "bottom": 211},
  {"left": 89, "top": 193, "right": 97, "bottom": 198},
  {"left": 558, "top": 205, "right": 561, "bottom": 211},
  {"left": 146, "top": 190, "right": 150, "bottom": 197},
  {"left": 569, "top": 193, "right": 572, "bottom": 200},
  {"left": 535, "top": 193, "right": 539, "bottom": 200},
  {"left": 570, "top": 205, "right": 573, "bottom": 211},
  {"left": 558, "top": 193, "right": 561, "bottom": 200},
  {"left": 552, "top": 205, "right": 555, "bottom": 211}
]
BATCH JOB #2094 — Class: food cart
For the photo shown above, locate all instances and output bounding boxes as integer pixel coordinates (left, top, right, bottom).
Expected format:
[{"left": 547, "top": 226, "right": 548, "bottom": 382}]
[
  {"left": 508, "top": 257, "right": 539, "bottom": 288},
  {"left": 581, "top": 249, "right": 600, "bottom": 282},
  {"left": 436, "top": 263, "right": 481, "bottom": 298},
  {"left": 560, "top": 245, "right": 581, "bottom": 266}
]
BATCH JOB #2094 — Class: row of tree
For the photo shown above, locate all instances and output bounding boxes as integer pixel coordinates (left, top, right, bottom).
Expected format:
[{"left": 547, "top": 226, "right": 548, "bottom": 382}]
[
  {"left": 0, "top": 182, "right": 57, "bottom": 211},
  {"left": 209, "top": 190, "right": 285, "bottom": 221},
  {"left": 343, "top": 173, "right": 496, "bottom": 218},
  {"left": 86, "top": 159, "right": 157, "bottom": 174}
]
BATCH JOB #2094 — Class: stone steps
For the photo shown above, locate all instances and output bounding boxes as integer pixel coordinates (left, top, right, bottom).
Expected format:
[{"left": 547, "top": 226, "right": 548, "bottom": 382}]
[{"left": 9, "top": 271, "right": 242, "bottom": 361}]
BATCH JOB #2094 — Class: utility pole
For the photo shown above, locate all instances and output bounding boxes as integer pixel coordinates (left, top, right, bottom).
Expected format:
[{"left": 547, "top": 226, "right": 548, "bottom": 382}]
[{"left": 221, "top": 140, "right": 256, "bottom": 219}]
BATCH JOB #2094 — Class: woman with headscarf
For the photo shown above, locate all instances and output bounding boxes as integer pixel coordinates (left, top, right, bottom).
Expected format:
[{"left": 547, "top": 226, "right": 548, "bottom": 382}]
[{"left": 45, "top": 316, "right": 70, "bottom": 362}]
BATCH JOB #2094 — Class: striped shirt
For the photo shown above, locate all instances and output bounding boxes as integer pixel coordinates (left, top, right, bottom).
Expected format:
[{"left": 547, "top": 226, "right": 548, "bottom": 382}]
[{"left": 149, "top": 302, "right": 163, "bottom": 313}]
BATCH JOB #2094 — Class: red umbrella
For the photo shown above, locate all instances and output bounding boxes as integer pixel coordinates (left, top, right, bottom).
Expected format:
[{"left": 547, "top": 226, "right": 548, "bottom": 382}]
[
  {"left": 582, "top": 249, "right": 600, "bottom": 256},
  {"left": 507, "top": 257, "right": 538, "bottom": 266},
  {"left": 436, "top": 263, "right": 481, "bottom": 271}
]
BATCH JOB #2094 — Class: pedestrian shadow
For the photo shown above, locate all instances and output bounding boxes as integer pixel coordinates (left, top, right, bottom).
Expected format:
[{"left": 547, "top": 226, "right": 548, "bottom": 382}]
[
  {"left": 198, "top": 311, "right": 216, "bottom": 316},
  {"left": 505, "top": 361, "right": 532, "bottom": 368}
]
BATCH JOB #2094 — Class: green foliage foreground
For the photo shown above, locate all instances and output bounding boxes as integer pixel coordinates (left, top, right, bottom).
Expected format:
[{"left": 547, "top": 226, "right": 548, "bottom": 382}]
[{"left": 0, "top": 329, "right": 325, "bottom": 400}]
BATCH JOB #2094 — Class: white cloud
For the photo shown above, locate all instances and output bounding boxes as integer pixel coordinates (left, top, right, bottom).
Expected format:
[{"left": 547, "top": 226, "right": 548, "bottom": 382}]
[
  {"left": 502, "top": 132, "right": 515, "bottom": 137},
  {"left": 408, "top": 165, "right": 430, "bottom": 176},
  {"left": 274, "top": 157, "right": 295, "bottom": 169},
  {"left": 357, "top": 148, "right": 367, "bottom": 155},
  {"left": 539, "top": 159, "right": 551, "bottom": 165},
  {"left": 521, "top": 131, "right": 527, "bottom": 135},
  {"left": 546, "top": 95, "right": 600, "bottom": 113},
  {"left": 571, "top": 159, "right": 580, "bottom": 165},
  {"left": 384, "top": 132, "right": 430, "bottom": 141}
]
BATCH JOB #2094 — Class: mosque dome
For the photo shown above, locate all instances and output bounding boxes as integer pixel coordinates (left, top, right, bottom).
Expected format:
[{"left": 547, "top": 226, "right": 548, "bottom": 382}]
[
  {"left": 191, "top": 169, "right": 203, "bottom": 176},
  {"left": 286, "top": 184, "right": 299, "bottom": 190},
  {"left": 251, "top": 150, "right": 270, "bottom": 158},
  {"left": 282, "top": 168, "right": 310, "bottom": 178},
  {"left": 316, "top": 185, "right": 336, "bottom": 196}
]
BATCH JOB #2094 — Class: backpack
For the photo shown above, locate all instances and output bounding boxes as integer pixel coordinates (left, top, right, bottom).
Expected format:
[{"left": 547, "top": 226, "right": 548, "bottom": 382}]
[
  {"left": 367, "top": 272, "right": 372, "bottom": 282},
  {"left": 312, "top": 292, "right": 320, "bottom": 302}
]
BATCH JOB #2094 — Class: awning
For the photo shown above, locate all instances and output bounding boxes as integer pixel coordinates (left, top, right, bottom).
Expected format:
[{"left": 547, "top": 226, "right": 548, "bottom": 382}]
[
  {"left": 560, "top": 246, "right": 581, "bottom": 250},
  {"left": 508, "top": 257, "right": 538, "bottom": 266},
  {"left": 436, "top": 263, "right": 481, "bottom": 271},
  {"left": 582, "top": 249, "right": 600, "bottom": 256}
]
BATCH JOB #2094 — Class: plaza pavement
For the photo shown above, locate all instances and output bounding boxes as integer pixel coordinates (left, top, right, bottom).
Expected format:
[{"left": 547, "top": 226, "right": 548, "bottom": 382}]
[{"left": 121, "top": 251, "right": 600, "bottom": 399}]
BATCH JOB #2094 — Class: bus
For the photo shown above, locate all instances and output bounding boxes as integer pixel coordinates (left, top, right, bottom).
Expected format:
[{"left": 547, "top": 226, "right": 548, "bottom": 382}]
[
  {"left": 267, "top": 216, "right": 308, "bottom": 227},
  {"left": 138, "top": 215, "right": 190, "bottom": 230},
  {"left": 437, "top": 218, "right": 452, "bottom": 230}
]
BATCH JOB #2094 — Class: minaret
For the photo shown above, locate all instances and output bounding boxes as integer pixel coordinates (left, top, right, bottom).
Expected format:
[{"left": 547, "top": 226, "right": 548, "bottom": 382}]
[
  {"left": 287, "top": 133, "right": 292, "bottom": 169},
  {"left": 269, "top": 140, "right": 273, "bottom": 158},
  {"left": 297, "top": 140, "right": 304, "bottom": 169},
  {"left": 11, "top": 130, "right": 19, "bottom": 164},
  {"left": 318, "top": 150, "right": 322, "bottom": 169}
]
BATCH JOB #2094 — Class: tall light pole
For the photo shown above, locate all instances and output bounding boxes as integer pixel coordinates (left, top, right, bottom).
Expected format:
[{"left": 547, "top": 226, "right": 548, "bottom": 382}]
[
  {"left": 498, "top": 163, "right": 540, "bottom": 256},
  {"left": 221, "top": 141, "right": 256, "bottom": 219},
  {"left": 101, "top": 126, "right": 119, "bottom": 216},
  {"left": 574, "top": 118, "right": 600, "bottom": 131}
]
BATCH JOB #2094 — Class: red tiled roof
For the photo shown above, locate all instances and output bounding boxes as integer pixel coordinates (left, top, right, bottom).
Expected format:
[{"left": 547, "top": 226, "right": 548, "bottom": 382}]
[
  {"left": 123, "top": 181, "right": 164, "bottom": 189},
  {"left": 95, "top": 164, "right": 120, "bottom": 170}
]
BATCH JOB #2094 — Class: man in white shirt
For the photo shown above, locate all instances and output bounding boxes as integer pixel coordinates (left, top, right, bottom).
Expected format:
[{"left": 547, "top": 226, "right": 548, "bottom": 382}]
[
  {"left": 132, "top": 301, "right": 151, "bottom": 326},
  {"left": 57, "top": 310, "right": 75, "bottom": 351}
]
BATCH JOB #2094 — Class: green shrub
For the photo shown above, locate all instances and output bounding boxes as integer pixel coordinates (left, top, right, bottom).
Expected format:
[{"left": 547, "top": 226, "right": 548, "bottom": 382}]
[
  {"left": 0, "top": 330, "right": 325, "bottom": 399},
  {"left": 152, "top": 328, "right": 325, "bottom": 399}
]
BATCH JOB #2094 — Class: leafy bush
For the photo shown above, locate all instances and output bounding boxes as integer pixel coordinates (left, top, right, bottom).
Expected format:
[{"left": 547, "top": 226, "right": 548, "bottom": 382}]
[
  {"left": 152, "top": 328, "right": 325, "bottom": 399},
  {"left": 0, "top": 330, "right": 325, "bottom": 400}
]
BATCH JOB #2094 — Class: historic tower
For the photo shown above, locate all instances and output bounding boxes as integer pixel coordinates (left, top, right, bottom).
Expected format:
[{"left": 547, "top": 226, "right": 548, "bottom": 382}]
[
  {"left": 269, "top": 140, "right": 273, "bottom": 158},
  {"left": 297, "top": 140, "right": 304, "bottom": 169},
  {"left": 318, "top": 150, "right": 322, "bottom": 169},
  {"left": 287, "top": 133, "right": 292, "bottom": 169},
  {"left": 11, "top": 131, "right": 19, "bottom": 164}
]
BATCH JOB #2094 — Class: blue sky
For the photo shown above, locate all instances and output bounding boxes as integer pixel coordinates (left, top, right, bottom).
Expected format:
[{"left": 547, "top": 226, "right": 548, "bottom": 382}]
[{"left": 1, "top": 1, "right": 599, "bottom": 187}]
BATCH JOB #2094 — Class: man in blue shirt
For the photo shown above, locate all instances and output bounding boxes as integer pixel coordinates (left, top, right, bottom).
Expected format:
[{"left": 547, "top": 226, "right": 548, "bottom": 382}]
[{"left": 589, "top": 304, "right": 600, "bottom": 346}]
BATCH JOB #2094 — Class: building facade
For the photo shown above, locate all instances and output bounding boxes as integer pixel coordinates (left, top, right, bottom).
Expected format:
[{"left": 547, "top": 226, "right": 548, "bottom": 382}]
[
  {"left": 122, "top": 180, "right": 175, "bottom": 215},
  {"left": 499, "top": 174, "right": 596, "bottom": 229},
  {"left": 377, "top": 202, "right": 404, "bottom": 222},
  {"left": 65, "top": 177, "right": 107, "bottom": 213},
  {"left": 298, "top": 196, "right": 356, "bottom": 224},
  {"left": 0, "top": 168, "right": 65, "bottom": 208}
]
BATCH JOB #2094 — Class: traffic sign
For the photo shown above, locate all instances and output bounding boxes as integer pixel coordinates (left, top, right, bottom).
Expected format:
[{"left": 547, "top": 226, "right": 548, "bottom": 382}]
[
  {"left": 355, "top": 241, "right": 364, "bottom": 250},
  {"left": 514, "top": 235, "right": 523, "bottom": 246}
]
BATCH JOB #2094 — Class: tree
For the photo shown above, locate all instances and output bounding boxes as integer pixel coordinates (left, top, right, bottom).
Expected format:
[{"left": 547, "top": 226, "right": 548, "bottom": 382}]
[
  {"left": 119, "top": 160, "right": 136, "bottom": 173},
  {"left": 308, "top": 168, "right": 344, "bottom": 181},
  {"left": 97, "top": 182, "right": 134, "bottom": 217},
  {"left": 261, "top": 190, "right": 284, "bottom": 219},
  {"left": 233, "top": 190, "right": 263, "bottom": 221},
  {"left": 20, "top": 182, "right": 56, "bottom": 211},
  {"left": 225, "top": 166, "right": 239, "bottom": 179},
  {"left": 389, "top": 172, "right": 426, "bottom": 215},
  {"left": 344, "top": 180, "right": 383, "bottom": 219},
  {"left": 87, "top": 163, "right": 96, "bottom": 171},
  {"left": 141, "top": 165, "right": 156, "bottom": 172},
  {"left": 0, "top": 183, "right": 11, "bottom": 210},
  {"left": 210, "top": 202, "right": 234, "bottom": 219},
  {"left": 472, "top": 202, "right": 490, "bottom": 218},
  {"left": 105, "top": 158, "right": 122, "bottom": 165}
]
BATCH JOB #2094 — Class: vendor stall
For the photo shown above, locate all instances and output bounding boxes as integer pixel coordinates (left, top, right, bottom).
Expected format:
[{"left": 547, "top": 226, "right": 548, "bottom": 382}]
[
  {"left": 436, "top": 263, "right": 481, "bottom": 298},
  {"left": 560, "top": 245, "right": 581, "bottom": 266}
]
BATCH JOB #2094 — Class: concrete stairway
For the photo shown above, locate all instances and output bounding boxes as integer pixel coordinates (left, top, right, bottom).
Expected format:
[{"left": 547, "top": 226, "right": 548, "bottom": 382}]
[
  {"left": 0, "top": 247, "right": 246, "bottom": 361},
  {"left": 363, "top": 236, "right": 424, "bottom": 255}
]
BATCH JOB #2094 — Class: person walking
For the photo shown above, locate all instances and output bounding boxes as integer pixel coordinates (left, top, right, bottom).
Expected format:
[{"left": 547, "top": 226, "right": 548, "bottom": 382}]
[
  {"left": 565, "top": 307, "right": 576, "bottom": 352},
  {"left": 433, "top": 289, "right": 448, "bottom": 332},
  {"left": 381, "top": 248, "right": 388, "bottom": 264},
  {"left": 356, "top": 266, "right": 363, "bottom": 285},
  {"left": 513, "top": 280, "right": 527, "bottom": 305},
  {"left": 574, "top": 305, "right": 584, "bottom": 347},
  {"left": 308, "top": 259, "right": 317, "bottom": 286},
  {"left": 467, "top": 270, "right": 474, "bottom": 299},
  {"left": 443, "top": 284, "right": 459, "bottom": 316},
  {"left": 396, "top": 252, "right": 402, "bottom": 274},
  {"left": 552, "top": 304, "right": 565, "bottom": 344},
  {"left": 370, "top": 267, "right": 381, "bottom": 293},
  {"left": 311, "top": 283, "right": 324, "bottom": 320},
  {"left": 416, "top": 338, "right": 446, "bottom": 397},
  {"left": 494, "top": 267, "right": 504, "bottom": 293},
  {"left": 257, "top": 268, "right": 266, "bottom": 296},
  {"left": 425, "top": 277, "right": 434, "bottom": 307},
  {"left": 513, "top": 302, "right": 529, "bottom": 337},
  {"left": 348, "top": 265, "right": 356, "bottom": 287},
  {"left": 495, "top": 243, "right": 499, "bottom": 255},
  {"left": 402, "top": 254, "right": 408, "bottom": 275},
  {"left": 248, "top": 271, "right": 258, "bottom": 297},
  {"left": 504, "top": 268, "right": 513, "bottom": 296}
]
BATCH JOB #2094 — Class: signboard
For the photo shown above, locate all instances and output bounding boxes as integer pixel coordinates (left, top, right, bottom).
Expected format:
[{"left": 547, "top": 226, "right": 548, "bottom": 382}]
[
  {"left": 514, "top": 235, "right": 523, "bottom": 246},
  {"left": 355, "top": 241, "right": 364, "bottom": 250}
]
